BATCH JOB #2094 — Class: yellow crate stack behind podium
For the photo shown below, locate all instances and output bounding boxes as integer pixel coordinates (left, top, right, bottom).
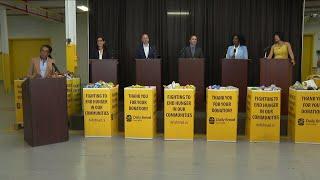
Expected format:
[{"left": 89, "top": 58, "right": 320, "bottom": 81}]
[
  {"left": 288, "top": 88, "right": 320, "bottom": 143},
  {"left": 83, "top": 86, "right": 118, "bottom": 137},
  {"left": 14, "top": 80, "right": 25, "bottom": 126},
  {"left": 66, "top": 79, "right": 73, "bottom": 117},
  {"left": 124, "top": 86, "right": 157, "bottom": 139},
  {"left": 71, "top": 77, "right": 81, "bottom": 114},
  {"left": 246, "top": 87, "right": 281, "bottom": 142},
  {"left": 164, "top": 88, "right": 195, "bottom": 140},
  {"left": 206, "top": 88, "right": 239, "bottom": 142}
]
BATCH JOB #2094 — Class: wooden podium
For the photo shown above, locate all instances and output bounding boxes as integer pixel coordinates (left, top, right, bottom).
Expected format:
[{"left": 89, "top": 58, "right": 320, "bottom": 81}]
[
  {"left": 22, "top": 77, "right": 68, "bottom": 147},
  {"left": 135, "top": 59, "right": 162, "bottom": 106},
  {"left": 221, "top": 59, "right": 249, "bottom": 112},
  {"left": 89, "top": 59, "right": 118, "bottom": 83},
  {"left": 178, "top": 58, "right": 205, "bottom": 109},
  {"left": 260, "top": 58, "right": 293, "bottom": 115}
]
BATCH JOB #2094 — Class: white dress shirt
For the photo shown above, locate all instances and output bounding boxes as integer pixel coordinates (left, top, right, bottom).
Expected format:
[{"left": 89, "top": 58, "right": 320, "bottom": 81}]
[
  {"left": 98, "top": 49, "right": 103, "bottom": 60},
  {"left": 143, "top": 44, "right": 149, "bottom": 58},
  {"left": 40, "top": 58, "right": 47, "bottom": 78}
]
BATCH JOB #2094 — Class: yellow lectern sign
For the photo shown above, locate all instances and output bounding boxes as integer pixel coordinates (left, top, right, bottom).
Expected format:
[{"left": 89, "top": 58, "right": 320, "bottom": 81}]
[
  {"left": 164, "top": 88, "right": 195, "bottom": 140},
  {"left": 124, "top": 87, "right": 157, "bottom": 139},
  {"left": 206, "top": 88, "right": 239, "bottom": 142},
  {"left": 246, "top": 88, "right": 281, "bottom": 142},
  {"left": 288, "top": 88, "right": 320, "bottom": 143},
  {"left": 14, "top": 80, "right": 25, "bottom": 125},
  {"left": 83, "top": 87, "right": 118, "bottom": 137}
]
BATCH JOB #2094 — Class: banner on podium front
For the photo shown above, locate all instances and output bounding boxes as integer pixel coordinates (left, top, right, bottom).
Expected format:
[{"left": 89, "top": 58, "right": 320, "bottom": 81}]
[
  {"left": 288, "top": 88, "right": 320, "bottom": 143},
  {"left": 124, "top": 86, "right": 157, "bottom": 139},
  {"left": 206, "top": 88, "right": 238, "bottom": 142},
  {"left": 83, "top": 86, "right": 118, "bottom": 137},
  {"left": 164, "top": 88, "right": 195, "bottom": 140},
  {"left": 246, "top": 88, "right": 281, "bottom": 142}
]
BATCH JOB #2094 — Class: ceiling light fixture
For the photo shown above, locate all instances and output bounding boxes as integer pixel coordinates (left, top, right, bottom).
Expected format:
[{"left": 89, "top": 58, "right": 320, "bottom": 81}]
[{"left": 77, "top": 5, "right": 88, "bottom": 12}]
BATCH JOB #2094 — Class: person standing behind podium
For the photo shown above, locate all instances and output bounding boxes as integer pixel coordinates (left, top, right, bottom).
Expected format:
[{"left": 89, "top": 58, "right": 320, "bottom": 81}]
[
  {"left": 180, "top": 35, "right": 204, "bottom": 58},
  {"left": 92, "top": 36, "right": 111, "bottom": 60},
  {"left": 267, "top": 32, "right": 295, "bottom": 65},
  {"left": 135, "top": 33, "right": 157, "bottom": 59},
  {"left": 28, "top": 45, "right": 56, "bottom": 78},
  {"left": 226, "top": 34, "right": 248, "bottom": 59}
]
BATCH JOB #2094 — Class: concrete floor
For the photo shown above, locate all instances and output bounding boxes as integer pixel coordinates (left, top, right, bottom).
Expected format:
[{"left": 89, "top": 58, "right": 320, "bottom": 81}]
[{"left": 1, "top": 82, "right": 320, "bottom": 180}]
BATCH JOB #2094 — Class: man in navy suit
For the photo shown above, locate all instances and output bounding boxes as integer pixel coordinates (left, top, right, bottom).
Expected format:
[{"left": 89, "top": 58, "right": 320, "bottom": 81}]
[{"left": 135, "top": 33, "right": 157, "bottom": 59}]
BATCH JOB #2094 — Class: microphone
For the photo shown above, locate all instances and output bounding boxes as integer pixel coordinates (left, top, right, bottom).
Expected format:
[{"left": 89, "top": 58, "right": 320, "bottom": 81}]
[
  {"left": 232, "top": 48, "right": 236, "bottom": 59},
  {"left": 52, "top": 63, "right": 60, "bottom": 73},
  {"left": 263, "top": 46, "right": 271, "bottom": 52},
  {"left": 264, "top": 45, "right": 271, "bottom": 58},
  {"left": 179, "top": 47, "right": 187, "bottom": 57}
]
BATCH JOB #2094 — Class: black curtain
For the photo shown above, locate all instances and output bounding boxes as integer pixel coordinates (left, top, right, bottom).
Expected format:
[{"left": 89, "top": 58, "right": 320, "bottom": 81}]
[{"left": 89, "top": 0, "right": 303, "bottom": 88}]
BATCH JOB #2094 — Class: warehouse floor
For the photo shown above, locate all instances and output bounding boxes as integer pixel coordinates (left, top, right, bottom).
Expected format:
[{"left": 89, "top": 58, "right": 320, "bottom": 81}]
[{"left": 1, "top": 82, "right": 320, "bottom": 180}]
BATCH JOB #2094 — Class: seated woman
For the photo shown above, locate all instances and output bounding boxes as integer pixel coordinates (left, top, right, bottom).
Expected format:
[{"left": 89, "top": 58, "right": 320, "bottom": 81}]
[
  {"left": 267, "top": 32, "right": 295, "bottom": 65},
  {"left": 226, "top": 34, "right": 248, "bottom": 59}
]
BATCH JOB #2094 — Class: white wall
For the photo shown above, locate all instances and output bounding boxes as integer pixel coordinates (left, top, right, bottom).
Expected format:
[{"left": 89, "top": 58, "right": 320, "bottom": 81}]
[
  {"left": 304, "top": 23, "right": 320, "bottom": 67},
  {"left": 6, "top": 13, "right": 89, "bottom": 83}
]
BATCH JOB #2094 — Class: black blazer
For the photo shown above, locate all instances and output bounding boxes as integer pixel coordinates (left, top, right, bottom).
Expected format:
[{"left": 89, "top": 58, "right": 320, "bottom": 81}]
[
  {"left": 180, "top": 46, "right": 204, "bottom": 58},
  {"left": 135, "top": 44, "right": 157, "bottom": 59},
  {"left": 91, "top": 49, "right": 111, "bottom": 59}
]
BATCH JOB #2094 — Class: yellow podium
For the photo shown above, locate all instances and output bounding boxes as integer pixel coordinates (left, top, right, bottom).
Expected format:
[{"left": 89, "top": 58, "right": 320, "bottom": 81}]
[
  {"left": 83, "top": 86, "right": 118, "bottom": 137},
  {"left": 288, "top": 88, "right": 320, "bottom": 143},
  {"left": 206, "top": 88, "right": 239, "bottom": 142},
  {"left": 124, "top": 86, "right": 157, "bottom": 139},
  {"left": 14, "top": 80, "right": 25, "bottom": 127},
  {"left": 246, "top": 87, "right": 281, "bottom": 142},
  {"left": 164, "top": 88, "right": 195, "bottom": 140}
]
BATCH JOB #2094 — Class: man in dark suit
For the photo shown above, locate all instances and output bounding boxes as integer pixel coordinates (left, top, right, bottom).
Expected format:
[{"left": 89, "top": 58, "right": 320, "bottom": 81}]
[
  {"left": 135, "top": 33, "right": 157, "bottom": 59},
  {"left": 180, "top": 35, "right": 204, "bottom": 58}
]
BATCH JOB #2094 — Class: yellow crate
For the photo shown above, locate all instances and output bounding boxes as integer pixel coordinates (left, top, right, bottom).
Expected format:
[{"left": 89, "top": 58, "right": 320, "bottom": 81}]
[
  {"left": 206, "top": 88, "right": 239, "bottom": 142},
  {"left": 164, "top": 88, "right": 195, "bottom": 140},
  {"left": 14, "top": 80, "right": 25, "bottom": 125},
  {"left": 71, "top": 77, "right": 81, "bottom": 114},
  {"left": 124, "top": 86, "right": 157, "bottom": 139},
  {"left": 288, "top": 88, "right": 320, "bottom": 143},
  {"left": 66, "top": 79, "right": 73, "bottom": 117},
  {"left": 83, "top": 87, "right": 118, "bottom": 137},
  {"left": 246, "top": 88, "right": 281, "bottom": 142}
]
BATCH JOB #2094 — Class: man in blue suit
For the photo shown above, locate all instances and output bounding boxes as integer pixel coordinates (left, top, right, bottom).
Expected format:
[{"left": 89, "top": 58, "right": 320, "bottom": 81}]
[
  {"left": 135, "top": 33, "right": 157, "bottom": 59},
  {"left": 226, "top": 34, "right": 248, "bottom": 59}
]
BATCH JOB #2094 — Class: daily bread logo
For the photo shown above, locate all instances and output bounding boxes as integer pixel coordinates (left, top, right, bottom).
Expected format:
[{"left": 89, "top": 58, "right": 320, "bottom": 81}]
[
  {"left": 209, "top": 117, "right": 215, "bottom": 124},
  {"left": 126, "top": 115, "right": 132, "bottom": 122},
  {"left": 298, "top": 118, "right": 305, "bottom": 126}
]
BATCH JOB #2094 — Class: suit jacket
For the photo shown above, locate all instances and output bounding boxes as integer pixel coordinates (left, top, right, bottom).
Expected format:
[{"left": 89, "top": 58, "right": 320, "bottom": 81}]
[
  {"left": 180, "top": 46, "right": 204, "bottom": 58},
  {"left": 28, "top": 57, "right": 55, "bottom": 78},
  {"left": 226, "top": 45, "right": 248, "bottom": 59},
  {"left": 91, "top": 49, "right": 111, "bottom": 59},
  {"left": 135, "top": 44, "right": 157, "bottom": 59}
]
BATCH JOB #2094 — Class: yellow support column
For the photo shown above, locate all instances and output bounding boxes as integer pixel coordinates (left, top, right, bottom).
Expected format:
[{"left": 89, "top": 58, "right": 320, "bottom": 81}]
[
  {"left": 65, "top": 0, "right": 77, "bottom": 73},
  {"left": 0, "top": 7, "right": 11, "bottom": 93}
]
